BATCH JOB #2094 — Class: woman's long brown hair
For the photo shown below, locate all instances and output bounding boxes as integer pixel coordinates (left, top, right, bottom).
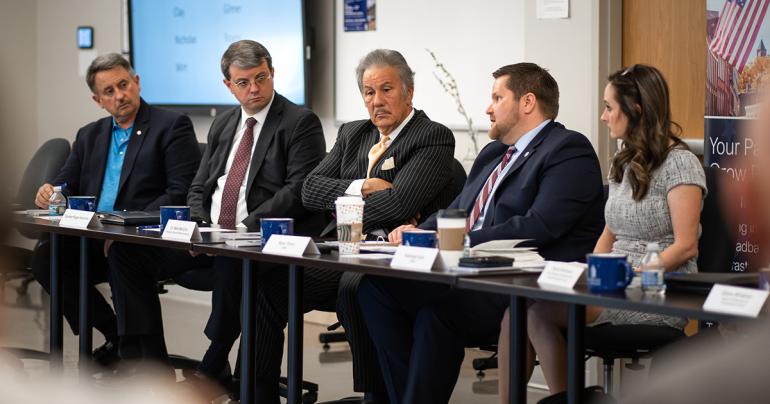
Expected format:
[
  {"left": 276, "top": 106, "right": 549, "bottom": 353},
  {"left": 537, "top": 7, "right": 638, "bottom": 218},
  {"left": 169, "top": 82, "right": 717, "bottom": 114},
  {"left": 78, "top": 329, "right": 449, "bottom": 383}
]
[{"left": 608, "top": 64, "right": 685, "bottom": 200}]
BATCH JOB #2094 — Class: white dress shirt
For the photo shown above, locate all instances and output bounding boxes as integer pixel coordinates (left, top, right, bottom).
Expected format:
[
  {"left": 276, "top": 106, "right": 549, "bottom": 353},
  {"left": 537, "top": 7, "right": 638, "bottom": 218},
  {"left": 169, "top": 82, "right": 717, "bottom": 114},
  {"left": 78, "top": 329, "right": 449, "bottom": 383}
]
[
  {"left": 210, "top": 92, "right": 275, "bottom": 227},
  {"left": 345, "top": 108, "right": 415, "bottom": 195}
]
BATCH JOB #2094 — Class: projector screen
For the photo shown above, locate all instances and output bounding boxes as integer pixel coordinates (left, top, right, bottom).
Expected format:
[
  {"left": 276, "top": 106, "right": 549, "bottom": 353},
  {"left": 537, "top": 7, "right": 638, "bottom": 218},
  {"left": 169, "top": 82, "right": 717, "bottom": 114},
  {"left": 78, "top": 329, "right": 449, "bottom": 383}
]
[{"left": 128, "top": 0, "right": 307, "bottom": 108}]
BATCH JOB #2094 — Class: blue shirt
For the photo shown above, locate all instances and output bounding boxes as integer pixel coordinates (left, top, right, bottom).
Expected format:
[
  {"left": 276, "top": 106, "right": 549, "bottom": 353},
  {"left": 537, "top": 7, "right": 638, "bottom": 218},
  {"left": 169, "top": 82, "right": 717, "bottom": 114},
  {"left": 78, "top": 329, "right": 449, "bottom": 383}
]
[
  {"left": 96, "top": 119, "right": 133, "bottom": 211},
  {"left": 472, "top": 119, "right": 551, "bottom": 230}
]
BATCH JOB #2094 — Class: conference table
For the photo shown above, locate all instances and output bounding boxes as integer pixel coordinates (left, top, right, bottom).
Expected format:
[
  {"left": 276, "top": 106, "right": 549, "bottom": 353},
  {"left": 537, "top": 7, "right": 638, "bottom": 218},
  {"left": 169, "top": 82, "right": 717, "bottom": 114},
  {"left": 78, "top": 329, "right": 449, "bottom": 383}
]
[{"left": 13, "top": 214, "right": 757, "bottom": 404}]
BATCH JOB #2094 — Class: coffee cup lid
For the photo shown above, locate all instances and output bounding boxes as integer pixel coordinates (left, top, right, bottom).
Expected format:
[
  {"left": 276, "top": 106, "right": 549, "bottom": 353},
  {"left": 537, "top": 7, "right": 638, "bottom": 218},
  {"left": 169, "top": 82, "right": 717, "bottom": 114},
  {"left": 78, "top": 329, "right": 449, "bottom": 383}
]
[
  {"left": 335, "top": 196, "right": 365, "bottom": 205},
  {"left": 438, "top": 209, "right": 467, "bottom": 219}
]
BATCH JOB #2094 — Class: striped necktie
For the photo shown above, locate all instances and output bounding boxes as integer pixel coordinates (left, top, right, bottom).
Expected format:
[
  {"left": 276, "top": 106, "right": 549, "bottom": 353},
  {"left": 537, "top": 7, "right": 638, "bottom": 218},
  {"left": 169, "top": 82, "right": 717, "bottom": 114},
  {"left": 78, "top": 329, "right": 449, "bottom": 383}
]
[
  {"left": 467, "top": 146, "right": 517, "bottom": 231},
  {"left": 219, "top": 117, "right": 257, "bottom": 229}
]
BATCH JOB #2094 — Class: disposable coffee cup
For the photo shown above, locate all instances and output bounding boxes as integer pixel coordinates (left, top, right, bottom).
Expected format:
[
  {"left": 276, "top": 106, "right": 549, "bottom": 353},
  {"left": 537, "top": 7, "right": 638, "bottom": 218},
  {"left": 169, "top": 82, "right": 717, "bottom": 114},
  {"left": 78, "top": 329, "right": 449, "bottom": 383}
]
[
  {"left": 437, "top": 209, "right": 467, "bottom": 251},
  {"left": 335, "top": 196, "right": 365, "bottom": 255}
]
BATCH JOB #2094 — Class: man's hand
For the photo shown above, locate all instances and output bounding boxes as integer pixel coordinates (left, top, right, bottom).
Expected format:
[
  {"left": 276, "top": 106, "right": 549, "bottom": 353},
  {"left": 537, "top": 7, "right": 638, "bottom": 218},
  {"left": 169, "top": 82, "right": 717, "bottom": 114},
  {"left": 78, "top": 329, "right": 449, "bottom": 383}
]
[
  {"left": 362, "top": 178, "right": 393, "bottom": 197},
  {"left": 35, "top": 183, "right": 54, "bottom": 209},
  {"left": 388, "top": 224, "right": 416, "bottom": 244}
]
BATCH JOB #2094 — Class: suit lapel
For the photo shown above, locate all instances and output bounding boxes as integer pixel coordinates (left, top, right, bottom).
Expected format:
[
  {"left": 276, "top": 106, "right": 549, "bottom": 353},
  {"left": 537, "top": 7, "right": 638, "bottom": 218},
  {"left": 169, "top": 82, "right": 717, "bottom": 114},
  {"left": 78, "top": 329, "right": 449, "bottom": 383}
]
[
  {"left": 245, "top": 95, "right": 283, "bottom": 193},
  {"left": 91, "top": 118, "right": 113, "bottom": 198},
  {"left": 497, "top": 121, "right": 553, "bottom": 185},
  {"left": 368, "top": 109, "right": 424, "bottom": 177},
  {"left": 462, "top": 145, "right": 505, "bottom": 212},
  {"left": 117, "top": 101, "right": 150, "bottom": 194},
  {"left": 212, "top": 109, "right": 241, "bottom": 182}
]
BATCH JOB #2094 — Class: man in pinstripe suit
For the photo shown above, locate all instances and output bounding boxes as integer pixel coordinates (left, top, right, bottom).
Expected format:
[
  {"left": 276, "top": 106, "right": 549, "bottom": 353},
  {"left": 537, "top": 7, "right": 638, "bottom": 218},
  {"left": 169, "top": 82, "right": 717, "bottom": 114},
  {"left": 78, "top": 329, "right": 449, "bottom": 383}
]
[{"left": 248, "top": 49, "right": 459, "bottom": 404}]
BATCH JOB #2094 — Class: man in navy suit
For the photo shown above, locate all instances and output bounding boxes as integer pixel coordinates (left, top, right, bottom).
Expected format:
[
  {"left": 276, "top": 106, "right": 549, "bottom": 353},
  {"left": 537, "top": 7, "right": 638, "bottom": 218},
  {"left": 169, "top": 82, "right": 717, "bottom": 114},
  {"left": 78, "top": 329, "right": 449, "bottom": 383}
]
[
  {"left": 31, "top": 53, "right": 200, "bottom": 367},
  {"left": 358, "top": 63, "right": 605, "bottom": 403}
]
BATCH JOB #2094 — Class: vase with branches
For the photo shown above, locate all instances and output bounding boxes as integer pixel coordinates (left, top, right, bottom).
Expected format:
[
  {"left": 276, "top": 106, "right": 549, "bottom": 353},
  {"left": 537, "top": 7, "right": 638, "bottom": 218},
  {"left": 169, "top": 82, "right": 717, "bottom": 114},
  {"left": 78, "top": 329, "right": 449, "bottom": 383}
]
[{"left": 426, "top": 48, "right": 479, "bottom": 161}]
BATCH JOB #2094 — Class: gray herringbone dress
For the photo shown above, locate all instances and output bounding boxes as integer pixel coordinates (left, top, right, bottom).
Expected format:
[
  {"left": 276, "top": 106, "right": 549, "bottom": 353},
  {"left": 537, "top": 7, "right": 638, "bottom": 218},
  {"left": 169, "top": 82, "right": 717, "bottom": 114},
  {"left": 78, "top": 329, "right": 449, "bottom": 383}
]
[{"left": 592, "top": 147, "right": 707, "bottom": 330}]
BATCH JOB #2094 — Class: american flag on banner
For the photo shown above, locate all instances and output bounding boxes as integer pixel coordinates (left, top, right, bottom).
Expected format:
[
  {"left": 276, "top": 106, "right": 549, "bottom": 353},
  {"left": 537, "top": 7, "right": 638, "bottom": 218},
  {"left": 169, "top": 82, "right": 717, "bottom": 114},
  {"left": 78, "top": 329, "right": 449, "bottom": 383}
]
[{"left": 709, "top": 0, "right": 770, "bottom": 72}]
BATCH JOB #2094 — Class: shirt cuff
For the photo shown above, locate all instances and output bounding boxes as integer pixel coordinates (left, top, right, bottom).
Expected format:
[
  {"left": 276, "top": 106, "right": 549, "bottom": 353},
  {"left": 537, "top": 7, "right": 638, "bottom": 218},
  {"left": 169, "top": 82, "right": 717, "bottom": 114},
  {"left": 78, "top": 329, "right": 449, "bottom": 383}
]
[{"left": 345, "top": 179, "right": 366, "bottom": 196}]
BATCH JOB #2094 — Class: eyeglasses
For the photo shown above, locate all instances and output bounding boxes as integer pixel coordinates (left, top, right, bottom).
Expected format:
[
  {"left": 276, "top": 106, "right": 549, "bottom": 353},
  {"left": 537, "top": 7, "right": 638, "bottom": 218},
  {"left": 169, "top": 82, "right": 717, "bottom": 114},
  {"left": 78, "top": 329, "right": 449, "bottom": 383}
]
[{"left": 230, "top": 73, "right": 271, "bottom": 90}]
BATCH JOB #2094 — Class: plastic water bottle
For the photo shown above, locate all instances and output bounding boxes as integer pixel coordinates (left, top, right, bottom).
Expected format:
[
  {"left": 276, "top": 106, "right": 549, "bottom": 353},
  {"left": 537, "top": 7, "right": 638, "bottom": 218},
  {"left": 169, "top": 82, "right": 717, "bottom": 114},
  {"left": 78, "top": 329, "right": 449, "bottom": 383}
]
[
  {"left": 640, "top": 242, "right": 665, "bottom": 294},
  {"left": 48, "top": 185, "right": 66, "bottom": 216},
  {"left": 462, "top": 234, "right": 472, "bottom": 258}
]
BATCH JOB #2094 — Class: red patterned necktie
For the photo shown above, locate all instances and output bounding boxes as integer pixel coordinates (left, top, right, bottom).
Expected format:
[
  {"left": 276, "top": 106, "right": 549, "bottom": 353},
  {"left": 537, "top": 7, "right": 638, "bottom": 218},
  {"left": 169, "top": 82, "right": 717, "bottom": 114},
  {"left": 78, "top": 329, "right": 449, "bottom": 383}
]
[
  {"left": 466, "top": 146, "right": 517, "bottom": 231},
  {"left": 219, "top": 117, "right": 257, "bottom": 229}
]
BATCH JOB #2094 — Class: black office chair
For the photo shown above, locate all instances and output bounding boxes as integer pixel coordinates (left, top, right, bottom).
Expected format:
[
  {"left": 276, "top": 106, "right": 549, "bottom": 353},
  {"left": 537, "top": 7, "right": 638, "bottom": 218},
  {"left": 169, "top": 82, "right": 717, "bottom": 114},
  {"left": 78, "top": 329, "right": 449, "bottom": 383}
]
[
  {"left": 2, "top": 138, "right": 71, "bottom": 299},
  {"left": 1, "top": 138, "right": 70, "bottom": 363},
  {"left": 584, "top": 166, "right": 732, "bottom": 395}
]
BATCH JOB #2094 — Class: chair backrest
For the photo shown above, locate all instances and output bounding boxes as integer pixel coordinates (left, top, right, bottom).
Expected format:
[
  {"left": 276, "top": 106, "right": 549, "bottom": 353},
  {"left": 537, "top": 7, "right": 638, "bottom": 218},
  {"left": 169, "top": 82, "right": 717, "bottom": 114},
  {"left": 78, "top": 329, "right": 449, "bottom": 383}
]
[
  {"left": 448, "top": 158, "right": 467, "bottom": 199},
  {"left": 16, "top": 138, "right": 71, "bottom": 210},
  {"left": 697, "top": 166, "right": 734, "bottom": 273}
]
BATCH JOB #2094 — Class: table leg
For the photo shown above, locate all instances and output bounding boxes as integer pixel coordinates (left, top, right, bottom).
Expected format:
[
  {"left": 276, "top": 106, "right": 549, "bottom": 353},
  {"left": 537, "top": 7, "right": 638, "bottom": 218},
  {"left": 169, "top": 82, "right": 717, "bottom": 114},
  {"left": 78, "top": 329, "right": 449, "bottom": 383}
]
[
  {"left": 509, "top": 295, "right": 527, "bottom": 404},
  {"left": 567, "top": 304, "right": 586, "bottom": 404},
  {"left": 240, "top": 259, "right": 255, "bottom": 404},
  {"left": 49, "top": 233, "right": 63, "bottom": 372},
  {"left": 78, "top": 237, "right": 91, "bottom": 377},
  {"left": 287, "top": 264, "right": 303, "bottom": 404}
]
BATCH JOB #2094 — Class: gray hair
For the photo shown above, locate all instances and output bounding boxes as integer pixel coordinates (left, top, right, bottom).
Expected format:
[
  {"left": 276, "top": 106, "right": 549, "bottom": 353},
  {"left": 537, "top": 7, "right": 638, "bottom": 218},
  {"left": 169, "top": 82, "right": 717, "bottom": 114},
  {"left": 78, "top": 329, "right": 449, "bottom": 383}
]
[
  {"left": 86, "top": 53, "right": 136, "bottom": 93},
  {"left": 355, "top": 49, "right": 415, "bottom": 93},
  {"left": 220, "top": 40, "right": 273, "bottom": 80}
]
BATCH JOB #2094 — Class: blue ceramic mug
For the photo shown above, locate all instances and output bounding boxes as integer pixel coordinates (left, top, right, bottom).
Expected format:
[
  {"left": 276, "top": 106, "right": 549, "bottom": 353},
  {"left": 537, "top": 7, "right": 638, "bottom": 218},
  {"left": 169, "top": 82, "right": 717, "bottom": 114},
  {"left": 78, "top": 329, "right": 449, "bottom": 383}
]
[
  {"left": 67, "top": 196, "right": 96, "bottom": 212},
  {"left": 160, "top": 206, "right": 191, "bottom": 231},
  {"left": 402, "top": 230, "right": 437, "bottom": 248},
  {"left": 261, "top": 218, "right": 294, "bottom": 246},
  {"left": 587, "top": 253, "right": 634, "bottom": 292}
]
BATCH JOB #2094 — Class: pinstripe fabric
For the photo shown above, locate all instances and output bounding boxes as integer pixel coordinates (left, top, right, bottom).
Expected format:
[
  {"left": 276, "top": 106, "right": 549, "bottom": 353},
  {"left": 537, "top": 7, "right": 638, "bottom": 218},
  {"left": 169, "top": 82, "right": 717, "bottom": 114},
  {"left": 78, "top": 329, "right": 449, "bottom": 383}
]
[
  {"left": 302, "top": 109, "right": 456, "bottom": 233},
  {"left": 253, "top": 266, "right": 342, "bottom": 379},
  {"left": 336, "top": 272, "right": 387, "bottom": 393}
]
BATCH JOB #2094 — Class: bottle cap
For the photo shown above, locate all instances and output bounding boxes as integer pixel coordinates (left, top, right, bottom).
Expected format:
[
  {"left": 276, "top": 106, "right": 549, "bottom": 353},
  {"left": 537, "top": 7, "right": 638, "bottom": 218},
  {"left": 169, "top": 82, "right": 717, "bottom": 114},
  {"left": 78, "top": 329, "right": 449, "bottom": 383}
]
[{"left": 646, "top": 242, "right": 661, "bottom": 252}]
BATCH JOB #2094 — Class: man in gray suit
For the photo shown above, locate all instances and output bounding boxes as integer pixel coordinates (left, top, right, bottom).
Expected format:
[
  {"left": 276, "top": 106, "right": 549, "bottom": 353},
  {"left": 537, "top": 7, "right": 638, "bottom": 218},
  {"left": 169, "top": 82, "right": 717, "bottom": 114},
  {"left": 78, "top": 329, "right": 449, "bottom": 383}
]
[
  {"left": 108, "top": 40, "right": 326, "bottom": 397},
  {"left": 247, "top": 49, "right": 460, "bottom": 404}
]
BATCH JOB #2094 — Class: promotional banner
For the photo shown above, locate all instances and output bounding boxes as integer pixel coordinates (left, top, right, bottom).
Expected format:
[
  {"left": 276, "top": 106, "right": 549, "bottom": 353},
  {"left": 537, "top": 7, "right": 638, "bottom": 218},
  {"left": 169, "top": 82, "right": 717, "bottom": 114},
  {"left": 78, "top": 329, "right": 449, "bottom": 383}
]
[{"left": 705, "top": 0, "right": 770, "bottom": 271}]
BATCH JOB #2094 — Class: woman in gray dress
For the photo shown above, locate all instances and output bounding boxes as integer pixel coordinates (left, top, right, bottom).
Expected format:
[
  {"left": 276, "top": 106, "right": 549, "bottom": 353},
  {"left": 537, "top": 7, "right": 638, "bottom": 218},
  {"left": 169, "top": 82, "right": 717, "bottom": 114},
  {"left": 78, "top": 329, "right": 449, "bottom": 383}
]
[{"left": 496, "top": 64, "right": 706, "bottom": 400}]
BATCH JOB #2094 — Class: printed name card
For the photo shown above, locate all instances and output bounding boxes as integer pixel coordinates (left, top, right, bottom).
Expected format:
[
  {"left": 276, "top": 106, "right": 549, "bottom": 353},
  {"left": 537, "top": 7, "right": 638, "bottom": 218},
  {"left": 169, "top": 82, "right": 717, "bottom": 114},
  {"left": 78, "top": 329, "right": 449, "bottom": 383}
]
[
  {"left": 703, "top": 284, "right": 769, "bottom": 318},
  {"left": 262, "top": 235, "right": 320, "bottom": 257},
  {"left": 161, "top": 220, "right": 201, "bottom": 242},
  {"left": 59, "top": 209, "right": 101, "bottom": 229},
  {"left": 390, "top": 246, "right": 439, "bottom": 272},
  {"left": 537, "top": 261, "right": 584, "bottom": 289}
]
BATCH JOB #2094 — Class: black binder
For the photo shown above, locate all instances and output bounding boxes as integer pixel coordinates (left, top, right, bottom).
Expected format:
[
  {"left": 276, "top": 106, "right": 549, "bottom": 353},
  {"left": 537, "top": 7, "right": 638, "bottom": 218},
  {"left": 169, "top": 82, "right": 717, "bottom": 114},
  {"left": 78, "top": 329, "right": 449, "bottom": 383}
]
[{"left": 98, "top": 210, "right": 160, "bottom": 226}]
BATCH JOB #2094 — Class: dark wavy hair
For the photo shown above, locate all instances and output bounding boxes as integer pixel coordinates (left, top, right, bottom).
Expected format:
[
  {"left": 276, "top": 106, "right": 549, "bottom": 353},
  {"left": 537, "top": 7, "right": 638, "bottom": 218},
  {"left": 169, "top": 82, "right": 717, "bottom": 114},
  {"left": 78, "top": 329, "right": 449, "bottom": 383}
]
[{"left": 608, "top": 64, "right": 685, "bottom": 200}]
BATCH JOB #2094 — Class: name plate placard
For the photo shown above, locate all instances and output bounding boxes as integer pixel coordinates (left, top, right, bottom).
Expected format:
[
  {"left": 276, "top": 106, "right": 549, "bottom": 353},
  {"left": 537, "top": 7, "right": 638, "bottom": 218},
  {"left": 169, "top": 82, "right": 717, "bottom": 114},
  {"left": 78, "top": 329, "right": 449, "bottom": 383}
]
[
  {"left": 59, "top": 209, "right": 101, "bottom": 229},
  {"left": 262, "top": 235, "right": 320, "bottom": 257},
  {"left": 161, "top": 220, "right": 201, "bottom": 242},
  {"left": 390, "top": 245, "right": 439, "bottom": 272},
  {"left": 537, "top": 262, "right": 584, "bottom": 289},
  {"left": 703, "top": 284, "right": 769, "bottom": 318}
]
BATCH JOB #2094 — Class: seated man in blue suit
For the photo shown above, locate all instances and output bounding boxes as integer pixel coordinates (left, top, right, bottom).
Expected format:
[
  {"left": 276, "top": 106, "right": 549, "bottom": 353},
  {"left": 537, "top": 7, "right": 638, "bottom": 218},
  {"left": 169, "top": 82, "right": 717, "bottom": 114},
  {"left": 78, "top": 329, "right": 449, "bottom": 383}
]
[
  {"left": 31, "top": 53, "right": 200, "bottom": 367},
  {"left": 358, "top": 63, "right": 605, "bottom": 404}
]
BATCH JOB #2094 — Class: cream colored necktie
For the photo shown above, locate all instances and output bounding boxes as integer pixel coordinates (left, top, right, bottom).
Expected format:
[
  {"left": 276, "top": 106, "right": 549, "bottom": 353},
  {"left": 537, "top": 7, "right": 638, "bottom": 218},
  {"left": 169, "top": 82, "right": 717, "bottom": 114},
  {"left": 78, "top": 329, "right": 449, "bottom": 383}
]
[{"left": 366, "top": 134, "right": 390, "bottom": 178}]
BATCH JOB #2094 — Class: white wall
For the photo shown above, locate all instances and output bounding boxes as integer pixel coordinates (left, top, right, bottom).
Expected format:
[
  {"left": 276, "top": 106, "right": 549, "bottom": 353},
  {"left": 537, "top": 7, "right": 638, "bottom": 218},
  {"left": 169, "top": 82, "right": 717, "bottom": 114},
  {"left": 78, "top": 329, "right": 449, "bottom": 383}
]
[
  {"left": 0, "top": 0, "right": 39, "bottom": 191},
  {"left": 2, "top": 0, "right": 617, "bottom": 185}
]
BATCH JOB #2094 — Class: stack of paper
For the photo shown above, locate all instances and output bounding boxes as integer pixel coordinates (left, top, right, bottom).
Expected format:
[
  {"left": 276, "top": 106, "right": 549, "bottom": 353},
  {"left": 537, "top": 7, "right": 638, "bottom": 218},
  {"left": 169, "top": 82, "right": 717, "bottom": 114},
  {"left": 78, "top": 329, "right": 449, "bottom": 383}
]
[
  {"left": 220, "top": 232, "right": 262, "bottom": 247},
  {"left": 471, "top": 239, "right": 545, "bottom": 268}
]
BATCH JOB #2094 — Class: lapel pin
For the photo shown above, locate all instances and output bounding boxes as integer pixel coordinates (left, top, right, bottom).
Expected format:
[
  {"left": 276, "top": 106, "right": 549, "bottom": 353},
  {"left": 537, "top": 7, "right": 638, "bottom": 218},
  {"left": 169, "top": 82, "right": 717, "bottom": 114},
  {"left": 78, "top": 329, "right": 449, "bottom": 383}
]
[
  {"left": 524, "top": 151, "right": 530, "bottom": 158},
  {"left": 137, "top": 130, "right": 142, "bottom": 136}
]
